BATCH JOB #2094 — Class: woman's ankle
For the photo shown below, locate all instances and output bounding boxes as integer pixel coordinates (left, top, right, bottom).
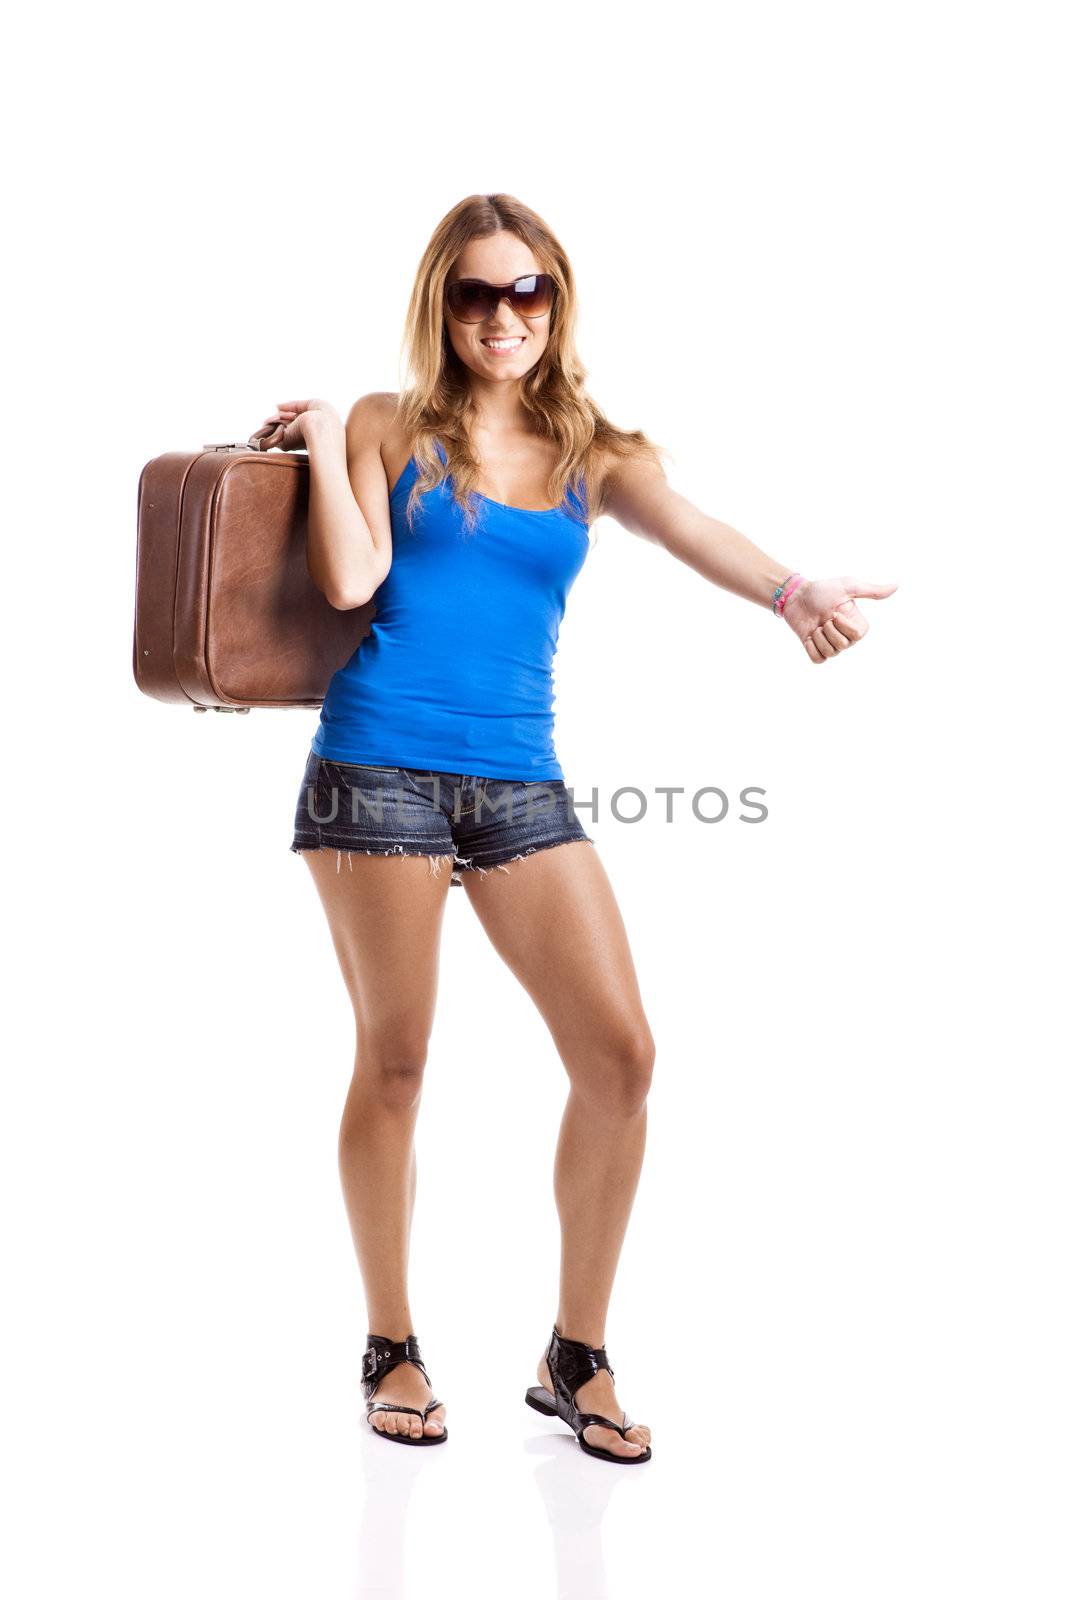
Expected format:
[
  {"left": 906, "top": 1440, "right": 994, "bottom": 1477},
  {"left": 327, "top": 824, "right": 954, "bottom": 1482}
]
[
  {"left": 554, "top": 1317, "right": 607, "bottom": 1346},
  {"left": 366, "top": 1323, "right": 416, "bottom": 1342}
]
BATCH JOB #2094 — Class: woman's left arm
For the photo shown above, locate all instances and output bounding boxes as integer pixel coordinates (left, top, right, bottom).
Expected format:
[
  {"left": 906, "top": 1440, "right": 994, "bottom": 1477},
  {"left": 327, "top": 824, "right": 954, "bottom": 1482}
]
[{"left": 601, "top": 456, "right": 897, "bottom": 664}]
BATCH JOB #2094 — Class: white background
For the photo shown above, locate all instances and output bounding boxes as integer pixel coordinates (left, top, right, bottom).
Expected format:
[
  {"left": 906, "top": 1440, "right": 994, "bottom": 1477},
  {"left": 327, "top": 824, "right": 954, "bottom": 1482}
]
[{"left": 4, "top": 2, "right": 1063, "bottom": 1596}]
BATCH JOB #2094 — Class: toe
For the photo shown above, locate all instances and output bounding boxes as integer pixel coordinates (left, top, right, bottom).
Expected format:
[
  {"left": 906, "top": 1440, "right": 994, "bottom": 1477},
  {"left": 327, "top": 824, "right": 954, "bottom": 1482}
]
[{"left": 584, "top": 1424, "right": 645, "bottom": 1456}]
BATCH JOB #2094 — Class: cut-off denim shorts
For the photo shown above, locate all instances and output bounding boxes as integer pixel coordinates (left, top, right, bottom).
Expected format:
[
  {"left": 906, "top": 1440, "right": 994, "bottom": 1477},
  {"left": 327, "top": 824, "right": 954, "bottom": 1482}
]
[{"left": 290, "top": 749, "right": 595, "bottom": 886}]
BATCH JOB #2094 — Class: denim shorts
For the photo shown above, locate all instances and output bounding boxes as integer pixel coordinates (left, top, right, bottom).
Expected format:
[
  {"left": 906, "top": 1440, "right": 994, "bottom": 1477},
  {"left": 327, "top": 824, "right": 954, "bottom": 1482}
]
[{"left": 290, "top": 750, "right": 595, "bottom": 886}]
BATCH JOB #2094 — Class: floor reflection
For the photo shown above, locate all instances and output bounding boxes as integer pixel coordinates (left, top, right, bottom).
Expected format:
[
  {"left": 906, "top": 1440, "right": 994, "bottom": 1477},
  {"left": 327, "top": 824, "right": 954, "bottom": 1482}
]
[
  {"left": 352, "top": 1416, "right": 440, "bottom": 1597},
  {"left": 524, "top": 1431, "right": 629, "bottom": 1599},
  {"left": 350, "top": 1403, "right": 646, "bottom": 1598}
]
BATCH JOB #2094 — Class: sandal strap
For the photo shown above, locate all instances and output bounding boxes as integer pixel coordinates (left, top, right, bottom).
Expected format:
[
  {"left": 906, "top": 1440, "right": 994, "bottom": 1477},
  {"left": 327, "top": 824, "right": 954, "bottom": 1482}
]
[
  {"left": 576, "top": 1408, "right": 635, "bottom": 1440},
  {"left": 544, "top": 1326, "right": 638, "bottom": 1442},
  {"left": 366, "top": 1395, "right": 442, "bottom": 1420},
  {"left": 361, "top": 1332, "right": 431, "bottom": 1398},
  {"left": 546, "top": 1325, "right": 616, "bottom": 1402}
]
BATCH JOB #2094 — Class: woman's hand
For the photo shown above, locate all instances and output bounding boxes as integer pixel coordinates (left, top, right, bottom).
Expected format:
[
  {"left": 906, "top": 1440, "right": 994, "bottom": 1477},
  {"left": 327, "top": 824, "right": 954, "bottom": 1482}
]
[
  {"left": 783, "top": 576, "right": 898, "bottom": 663},
  {"left": 250, "top": 398, "right": 342, "bottom": 451}
]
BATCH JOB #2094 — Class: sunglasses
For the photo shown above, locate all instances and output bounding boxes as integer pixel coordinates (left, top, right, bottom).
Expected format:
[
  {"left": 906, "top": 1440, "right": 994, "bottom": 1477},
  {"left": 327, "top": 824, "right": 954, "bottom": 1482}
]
[{"left": 444, "top": 273, "right": 556, "bottom": 324}]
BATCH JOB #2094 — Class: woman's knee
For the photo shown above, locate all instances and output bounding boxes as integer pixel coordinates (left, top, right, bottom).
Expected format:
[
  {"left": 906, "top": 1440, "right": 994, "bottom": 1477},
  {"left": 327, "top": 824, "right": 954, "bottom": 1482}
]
[
  {"left": 574, "top": 1023, "right": 656, "bottom": 1115},
  {"left": 353, "top": 1030, "right": 431, "bottom": 1110}
]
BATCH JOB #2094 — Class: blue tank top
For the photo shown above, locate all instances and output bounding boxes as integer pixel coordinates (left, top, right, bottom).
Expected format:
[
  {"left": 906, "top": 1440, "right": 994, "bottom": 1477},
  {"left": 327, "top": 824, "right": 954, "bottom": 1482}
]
[{"left": 310, "top": 438, "right": 590, "bottom": 780}]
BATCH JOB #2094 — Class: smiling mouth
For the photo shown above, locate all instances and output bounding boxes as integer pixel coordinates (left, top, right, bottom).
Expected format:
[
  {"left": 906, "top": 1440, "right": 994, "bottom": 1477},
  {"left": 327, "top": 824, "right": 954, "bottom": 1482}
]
[{"left": 481, "top": 336, "right": 526, "bottom": 350}]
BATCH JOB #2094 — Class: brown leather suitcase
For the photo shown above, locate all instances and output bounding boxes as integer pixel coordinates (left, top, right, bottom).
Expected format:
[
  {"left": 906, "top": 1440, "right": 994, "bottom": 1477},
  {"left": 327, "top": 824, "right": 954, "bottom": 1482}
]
[{"left": 133, "top": 437, "right": 374, "bottom": 713}]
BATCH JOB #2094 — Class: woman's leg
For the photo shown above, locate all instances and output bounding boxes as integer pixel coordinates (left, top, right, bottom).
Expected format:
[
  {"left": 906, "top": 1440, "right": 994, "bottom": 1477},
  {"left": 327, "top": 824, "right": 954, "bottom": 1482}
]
[
  {"left": 462, "top": 841, "right": 655, "bottom": 1457},
  {"left": 303, "top": 849, "right": 453, "bottom": 1438}
]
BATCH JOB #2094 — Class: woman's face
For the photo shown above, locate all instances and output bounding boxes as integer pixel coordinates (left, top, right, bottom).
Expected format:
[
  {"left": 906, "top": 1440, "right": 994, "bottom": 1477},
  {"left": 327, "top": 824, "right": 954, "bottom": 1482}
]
[{"left": 443, "top": 233, "right": 552, "bottom": 383}]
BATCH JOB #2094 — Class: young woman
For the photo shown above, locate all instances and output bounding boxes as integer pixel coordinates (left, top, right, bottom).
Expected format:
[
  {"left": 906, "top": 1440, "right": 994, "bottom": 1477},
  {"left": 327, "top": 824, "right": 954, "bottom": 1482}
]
[{"left": 255, "top": 193, "right": 895, "bottom": 1465}]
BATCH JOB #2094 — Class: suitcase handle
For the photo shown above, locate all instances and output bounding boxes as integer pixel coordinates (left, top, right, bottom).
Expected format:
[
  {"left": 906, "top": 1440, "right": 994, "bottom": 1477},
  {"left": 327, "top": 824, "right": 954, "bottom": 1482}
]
[{"left": 202, "top": 434, "right": 308, "bottom": 453}]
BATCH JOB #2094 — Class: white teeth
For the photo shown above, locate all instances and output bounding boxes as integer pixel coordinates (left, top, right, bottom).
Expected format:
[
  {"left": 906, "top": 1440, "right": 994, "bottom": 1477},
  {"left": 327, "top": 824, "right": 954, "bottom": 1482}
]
[{"left": 483, "top": 338, "right": 523, "bottom": 349}]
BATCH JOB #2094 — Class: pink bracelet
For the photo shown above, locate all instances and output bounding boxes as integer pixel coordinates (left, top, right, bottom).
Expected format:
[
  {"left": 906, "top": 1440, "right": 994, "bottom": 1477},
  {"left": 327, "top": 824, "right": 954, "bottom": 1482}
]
[{"left": 773, "top": 573, "right": 806, "bottom": 617}]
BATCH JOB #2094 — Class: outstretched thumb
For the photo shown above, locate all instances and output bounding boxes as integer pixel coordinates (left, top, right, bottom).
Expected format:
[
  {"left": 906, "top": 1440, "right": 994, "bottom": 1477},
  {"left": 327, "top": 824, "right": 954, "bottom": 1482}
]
[{"left": 842, "top": 579, "right": 898, "bottom": 604}]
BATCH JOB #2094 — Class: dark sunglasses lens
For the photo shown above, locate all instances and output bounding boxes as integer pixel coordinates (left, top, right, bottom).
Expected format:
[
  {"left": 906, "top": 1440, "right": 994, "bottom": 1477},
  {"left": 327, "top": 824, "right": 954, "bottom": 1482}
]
[
  {"left": 509, "top": 275, "right": 554, "bottom": 316},
  {"left": 447, "top": 282, "right": 495, "bottom": 321},
  {"left": 447, "top": 275, "right": 554, "bottom": 322}
]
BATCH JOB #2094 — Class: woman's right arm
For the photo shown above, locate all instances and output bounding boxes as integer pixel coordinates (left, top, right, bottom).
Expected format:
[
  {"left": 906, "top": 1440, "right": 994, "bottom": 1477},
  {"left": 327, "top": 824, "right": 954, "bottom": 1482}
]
[{"left": 303, "top": 393, "right": 395, "bottom": 610}]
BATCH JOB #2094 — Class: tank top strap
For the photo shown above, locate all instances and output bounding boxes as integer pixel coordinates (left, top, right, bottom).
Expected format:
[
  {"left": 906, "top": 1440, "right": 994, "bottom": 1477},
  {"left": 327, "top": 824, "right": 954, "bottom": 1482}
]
[{"left": 571, "top": 471, "right": 589, "bottom": 523}]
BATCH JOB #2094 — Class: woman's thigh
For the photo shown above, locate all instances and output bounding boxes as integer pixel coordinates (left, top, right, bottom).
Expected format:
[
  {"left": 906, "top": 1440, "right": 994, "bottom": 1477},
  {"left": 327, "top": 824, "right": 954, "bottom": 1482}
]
[
  {"left": 461, "top": 839, "right": 655, "bottom": 1085},
  {"left": 302, "top": 848, "right": 453, "bottom": 1050}
]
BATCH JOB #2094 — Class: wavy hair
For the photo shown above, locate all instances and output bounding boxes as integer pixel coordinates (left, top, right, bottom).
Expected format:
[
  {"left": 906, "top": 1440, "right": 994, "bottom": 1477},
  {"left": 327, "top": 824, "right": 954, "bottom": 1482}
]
[{"left": 389, "top": 193, "right": 669, "bottom": 539}]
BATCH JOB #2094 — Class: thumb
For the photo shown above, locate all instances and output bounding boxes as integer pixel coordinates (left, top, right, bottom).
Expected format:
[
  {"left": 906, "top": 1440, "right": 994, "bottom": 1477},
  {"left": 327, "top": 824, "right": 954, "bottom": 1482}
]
[{"left": 841, "top": 580, "right": 898, "bottom": 603}]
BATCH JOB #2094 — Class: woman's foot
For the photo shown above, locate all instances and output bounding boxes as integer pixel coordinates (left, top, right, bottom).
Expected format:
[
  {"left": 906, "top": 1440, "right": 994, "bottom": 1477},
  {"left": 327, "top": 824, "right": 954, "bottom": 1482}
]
[
  {"left": 367, "top": 1359, "right": 447, "bottom": 1440},
  {"left": 536, "top": 1351, "right": 651, "bottom": 1458}
]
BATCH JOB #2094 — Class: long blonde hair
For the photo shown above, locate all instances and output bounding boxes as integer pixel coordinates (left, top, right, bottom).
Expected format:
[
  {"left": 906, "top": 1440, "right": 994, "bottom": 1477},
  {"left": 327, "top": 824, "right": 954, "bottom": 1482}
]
[{"left": 390, "top": 193, "right": 668, "bottom": 538}]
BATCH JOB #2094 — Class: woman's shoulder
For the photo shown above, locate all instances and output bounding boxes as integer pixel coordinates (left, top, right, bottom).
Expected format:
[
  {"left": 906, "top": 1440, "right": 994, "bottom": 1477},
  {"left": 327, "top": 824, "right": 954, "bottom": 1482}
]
[
  {"left": 345, "top": 391, "right": 402, "bottom": 436},
  {"left": 346, "top": 393, "right": 411, "bottom": 488},
  {"left": 584, "top": 436, "right": 669, "bottom": 524},
  {"left": 583, "top": 440, "right": 642, "bottom": 513}
]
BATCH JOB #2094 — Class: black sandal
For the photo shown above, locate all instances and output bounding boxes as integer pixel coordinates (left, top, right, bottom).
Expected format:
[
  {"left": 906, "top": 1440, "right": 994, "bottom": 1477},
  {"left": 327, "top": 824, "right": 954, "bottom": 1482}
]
[
  {"left": 361, "top": 1332, "right": 448, "bottom": 1446},
  {"left": 525, "top": 1325, "right": 651, "bottom": 1464}
]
